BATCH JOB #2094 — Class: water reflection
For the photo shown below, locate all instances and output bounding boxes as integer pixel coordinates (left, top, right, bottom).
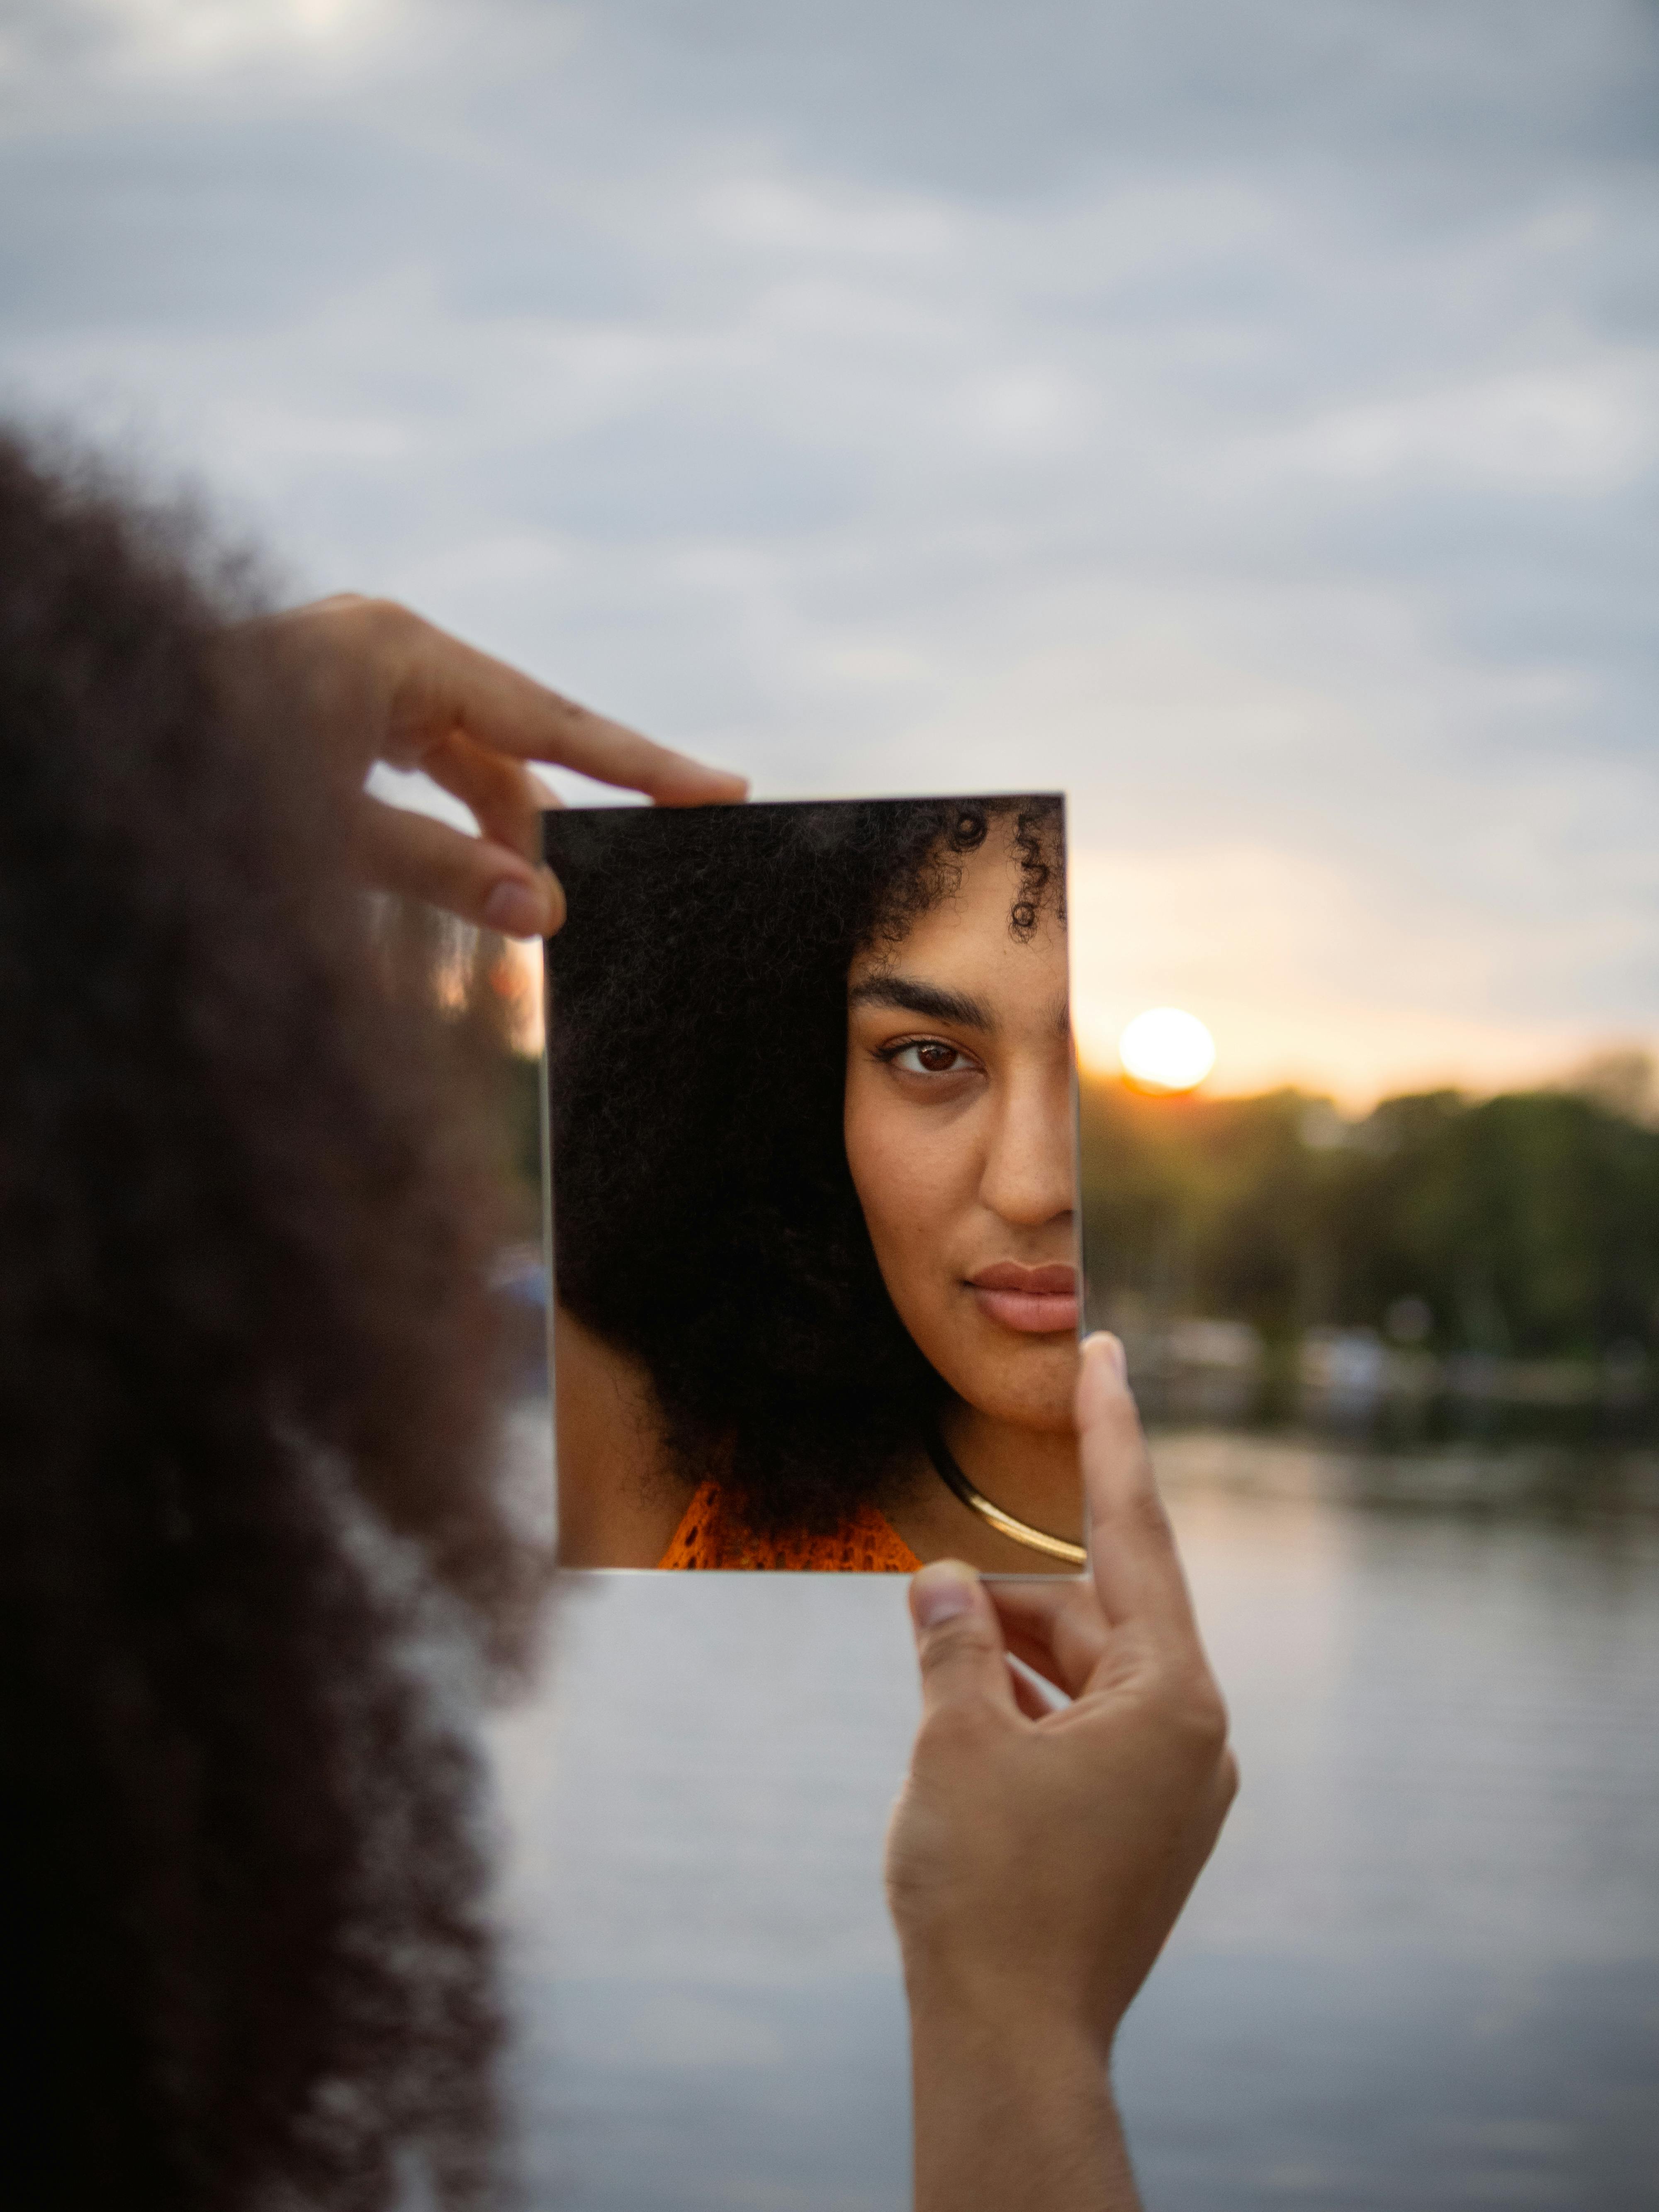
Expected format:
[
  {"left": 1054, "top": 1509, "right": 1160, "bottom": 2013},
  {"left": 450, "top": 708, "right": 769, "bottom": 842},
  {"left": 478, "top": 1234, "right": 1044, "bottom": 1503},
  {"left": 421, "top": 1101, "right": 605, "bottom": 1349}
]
[
  {"left": 1121, "top": 1315, "right": 1659, "bottom": 1482},
  {"left": 491, "top": 1408, "right": 1659, "bottom": 2211},
  {"left": 1148, "top": 1421, "right": 1659, "bottom": 1519}
]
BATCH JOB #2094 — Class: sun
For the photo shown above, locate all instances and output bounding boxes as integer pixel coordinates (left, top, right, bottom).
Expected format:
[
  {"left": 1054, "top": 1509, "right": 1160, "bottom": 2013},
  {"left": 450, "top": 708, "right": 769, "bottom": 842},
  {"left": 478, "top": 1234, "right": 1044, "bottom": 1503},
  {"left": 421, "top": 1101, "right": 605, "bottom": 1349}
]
[{"left": 1118, "top": 1007, "right": 1216, "bottom": 1094}]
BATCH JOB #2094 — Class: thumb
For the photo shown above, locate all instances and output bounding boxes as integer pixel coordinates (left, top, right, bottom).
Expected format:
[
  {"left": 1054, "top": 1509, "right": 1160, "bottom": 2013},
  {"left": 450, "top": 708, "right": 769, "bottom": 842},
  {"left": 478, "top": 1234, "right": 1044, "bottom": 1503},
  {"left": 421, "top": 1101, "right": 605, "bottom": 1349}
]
[{"left": 909, "top": 1561, "right": 1018, "bottom": 1723}]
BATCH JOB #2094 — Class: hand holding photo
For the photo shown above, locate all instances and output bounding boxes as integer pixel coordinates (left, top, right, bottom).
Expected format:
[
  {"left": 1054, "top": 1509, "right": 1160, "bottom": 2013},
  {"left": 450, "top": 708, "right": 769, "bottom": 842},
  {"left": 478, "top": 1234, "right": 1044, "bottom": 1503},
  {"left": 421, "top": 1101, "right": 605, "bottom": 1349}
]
[{"left": 542, "top": 795, "right": 1085, "bottom": 1574}]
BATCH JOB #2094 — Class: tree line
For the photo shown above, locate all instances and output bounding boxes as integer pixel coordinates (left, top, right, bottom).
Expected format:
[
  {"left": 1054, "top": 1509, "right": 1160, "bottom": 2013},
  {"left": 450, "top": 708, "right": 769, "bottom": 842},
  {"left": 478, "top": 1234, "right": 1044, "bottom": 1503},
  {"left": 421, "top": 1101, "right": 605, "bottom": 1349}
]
[{"left": 1079, "top": 1069, "right": 1659, "bottom": 1359}]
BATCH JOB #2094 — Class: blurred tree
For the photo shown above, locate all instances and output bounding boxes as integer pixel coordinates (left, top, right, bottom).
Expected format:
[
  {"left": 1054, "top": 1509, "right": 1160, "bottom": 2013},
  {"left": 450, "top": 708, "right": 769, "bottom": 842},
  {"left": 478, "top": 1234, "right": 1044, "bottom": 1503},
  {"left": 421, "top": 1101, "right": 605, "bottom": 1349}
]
[
  {"left": 1563, "top": 1047, "right": 1656, "bottom": 1123},
  {"left": 1080, "top": 1073, "right": 1659, "bottom": 1357},
  {"left": 1332, "top": 1089, "right": 1659, "bottom": 1356},
  {"left": 371, "top": 898, "right": 544, "bottom": 1236}
]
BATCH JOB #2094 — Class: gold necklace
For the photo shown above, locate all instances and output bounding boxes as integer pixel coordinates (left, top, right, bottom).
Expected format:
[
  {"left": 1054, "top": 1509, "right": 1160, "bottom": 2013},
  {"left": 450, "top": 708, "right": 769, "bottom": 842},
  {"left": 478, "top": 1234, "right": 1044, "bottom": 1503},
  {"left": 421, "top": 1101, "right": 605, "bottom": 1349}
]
[{"left": 924, "top": 1429, "right": 1087, "bottom": 1568}]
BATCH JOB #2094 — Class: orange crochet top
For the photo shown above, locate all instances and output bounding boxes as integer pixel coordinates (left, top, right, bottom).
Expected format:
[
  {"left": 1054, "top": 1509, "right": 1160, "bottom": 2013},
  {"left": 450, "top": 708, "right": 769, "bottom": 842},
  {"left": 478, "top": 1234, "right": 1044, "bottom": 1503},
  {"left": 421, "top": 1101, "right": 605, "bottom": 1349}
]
[{"left": 657, "top": 1478, "right": 922, "bottom": 1573}]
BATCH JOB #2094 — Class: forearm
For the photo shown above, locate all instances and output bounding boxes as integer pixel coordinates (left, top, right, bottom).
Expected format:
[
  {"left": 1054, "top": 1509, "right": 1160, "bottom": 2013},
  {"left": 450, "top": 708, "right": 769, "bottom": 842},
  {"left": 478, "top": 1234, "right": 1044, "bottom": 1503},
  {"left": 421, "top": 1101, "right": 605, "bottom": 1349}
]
[{"left": 907, "top": 1987, "right": 1142, "bottom": 2212}]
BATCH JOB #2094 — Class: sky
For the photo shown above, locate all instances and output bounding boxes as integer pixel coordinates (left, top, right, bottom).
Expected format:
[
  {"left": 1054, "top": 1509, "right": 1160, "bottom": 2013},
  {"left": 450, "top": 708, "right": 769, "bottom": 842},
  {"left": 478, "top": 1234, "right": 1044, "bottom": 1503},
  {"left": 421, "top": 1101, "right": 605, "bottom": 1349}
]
[{"left": 3, "top": 0, "right": 1657, "bottom": 1105}]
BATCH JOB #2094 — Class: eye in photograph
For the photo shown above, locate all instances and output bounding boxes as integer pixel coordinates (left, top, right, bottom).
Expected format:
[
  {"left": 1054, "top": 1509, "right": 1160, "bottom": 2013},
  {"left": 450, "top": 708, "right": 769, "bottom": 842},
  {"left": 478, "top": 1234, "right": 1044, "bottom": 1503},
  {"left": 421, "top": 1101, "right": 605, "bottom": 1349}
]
[{"left": 883, "top": 1038, "right": 978, "bottom": 1077}]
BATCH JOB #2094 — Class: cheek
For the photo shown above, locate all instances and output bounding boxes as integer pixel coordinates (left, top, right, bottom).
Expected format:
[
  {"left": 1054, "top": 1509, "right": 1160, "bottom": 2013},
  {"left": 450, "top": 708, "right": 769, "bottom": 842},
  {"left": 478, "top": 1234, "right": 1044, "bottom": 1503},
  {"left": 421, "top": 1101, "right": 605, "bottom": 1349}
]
[{"left": 844, "top": 1082, "right": 977, "bottom": 1273}]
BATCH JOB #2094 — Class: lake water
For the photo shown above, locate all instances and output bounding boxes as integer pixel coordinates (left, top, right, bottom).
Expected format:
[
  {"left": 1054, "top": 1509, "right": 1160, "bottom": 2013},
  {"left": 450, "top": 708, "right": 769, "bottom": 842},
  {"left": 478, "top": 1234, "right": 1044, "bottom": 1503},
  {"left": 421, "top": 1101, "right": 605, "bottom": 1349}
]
[{"left": 489, "top": 1420, "right": 1659, "bottom": 2210}]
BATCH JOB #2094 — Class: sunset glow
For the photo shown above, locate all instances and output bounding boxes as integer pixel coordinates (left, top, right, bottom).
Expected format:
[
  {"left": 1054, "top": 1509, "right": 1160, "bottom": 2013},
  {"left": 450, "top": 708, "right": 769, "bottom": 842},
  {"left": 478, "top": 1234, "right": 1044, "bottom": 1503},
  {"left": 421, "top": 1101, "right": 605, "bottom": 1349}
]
[{"left": 1118, "top": 1008, "right": 1217, "bottom": 1095}]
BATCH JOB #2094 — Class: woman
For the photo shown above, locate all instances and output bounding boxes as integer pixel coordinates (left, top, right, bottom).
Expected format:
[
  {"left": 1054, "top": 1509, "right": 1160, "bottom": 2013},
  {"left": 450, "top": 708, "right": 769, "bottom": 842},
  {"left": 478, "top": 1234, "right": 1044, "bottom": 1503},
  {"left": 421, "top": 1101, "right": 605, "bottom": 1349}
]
[
  {"left": 0, "top": 429, "right": 1233, "bottom": 2212},
  {"left": 546, "top": 795, "right": 1086, "bottom": 1572},
  {"left": 0, "top": 435, "right": 734, "bottom": 2210}
]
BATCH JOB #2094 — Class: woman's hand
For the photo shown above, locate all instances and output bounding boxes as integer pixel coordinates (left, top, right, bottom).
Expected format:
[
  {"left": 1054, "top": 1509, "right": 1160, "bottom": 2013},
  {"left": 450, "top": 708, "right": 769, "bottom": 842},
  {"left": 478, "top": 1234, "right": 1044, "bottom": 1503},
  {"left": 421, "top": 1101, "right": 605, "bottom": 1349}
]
[
  {"left": 886, "top": 1332, "right": 1236, "bottom": 2212},
  {"left": 255, "top": 595, "right": 747, "bottom": 937}
]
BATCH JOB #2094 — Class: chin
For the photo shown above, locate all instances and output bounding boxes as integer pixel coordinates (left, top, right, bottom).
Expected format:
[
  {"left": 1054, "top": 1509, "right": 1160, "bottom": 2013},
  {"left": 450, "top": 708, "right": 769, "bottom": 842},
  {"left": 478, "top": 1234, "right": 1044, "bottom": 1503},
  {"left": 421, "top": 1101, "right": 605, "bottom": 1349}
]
[
  {"left": 994, "top": 1390, "right": 1078, "bottom": 1435},
  {"left": 945, "top": 1338, "right": 1080, "bottom": 1434}
]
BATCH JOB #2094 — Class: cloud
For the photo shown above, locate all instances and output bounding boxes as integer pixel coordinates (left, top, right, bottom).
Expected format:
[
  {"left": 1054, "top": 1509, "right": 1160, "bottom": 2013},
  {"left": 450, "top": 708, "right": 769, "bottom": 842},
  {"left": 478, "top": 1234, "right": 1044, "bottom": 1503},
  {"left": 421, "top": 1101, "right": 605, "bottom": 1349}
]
[
  {"left": 1068, "top": 809, "right": 1659, "bottom": 1101},
  {"left": 2, "top": 0, "right": 1656, "bottom": 1100},
  {"left": 1250, "top": 361, "right": 1659, "bottom": 493}
]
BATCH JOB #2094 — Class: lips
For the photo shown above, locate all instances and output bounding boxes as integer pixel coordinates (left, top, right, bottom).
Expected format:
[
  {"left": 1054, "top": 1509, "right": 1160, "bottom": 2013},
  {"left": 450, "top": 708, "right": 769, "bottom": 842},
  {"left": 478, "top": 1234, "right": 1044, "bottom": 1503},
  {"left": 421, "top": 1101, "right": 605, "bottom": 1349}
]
[{"left": 967, "top": 1261, "right": 1080, "bottom": 1336}]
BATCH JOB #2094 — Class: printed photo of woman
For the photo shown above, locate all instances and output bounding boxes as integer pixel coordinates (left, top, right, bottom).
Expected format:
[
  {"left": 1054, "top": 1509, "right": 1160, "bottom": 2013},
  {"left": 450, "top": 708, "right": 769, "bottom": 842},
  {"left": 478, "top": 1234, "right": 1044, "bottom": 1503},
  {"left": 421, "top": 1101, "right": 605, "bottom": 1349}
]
[{"left": 544, "top": 794, "right": 1085, "bottom": 1573}]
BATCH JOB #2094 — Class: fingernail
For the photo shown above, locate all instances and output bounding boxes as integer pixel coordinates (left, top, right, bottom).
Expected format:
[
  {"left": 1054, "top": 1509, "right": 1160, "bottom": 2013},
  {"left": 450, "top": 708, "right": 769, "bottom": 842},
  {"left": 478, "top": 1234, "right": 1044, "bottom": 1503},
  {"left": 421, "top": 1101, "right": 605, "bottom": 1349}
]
[
  {"left": 541, "top": 867, "right": 567, "bottom": 934},
  {"left": 913, "top": 1561, "right": 980, "bottom": 1627},
  {"left": 484, "top": 879, "right": 547, "bottom": 938}
]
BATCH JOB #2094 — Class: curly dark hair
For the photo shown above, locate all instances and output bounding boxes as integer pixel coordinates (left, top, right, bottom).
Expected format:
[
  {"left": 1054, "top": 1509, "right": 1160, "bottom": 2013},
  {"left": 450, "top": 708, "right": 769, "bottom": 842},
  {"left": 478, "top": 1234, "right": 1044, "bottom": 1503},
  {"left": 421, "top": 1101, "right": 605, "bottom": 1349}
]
[
  {"left": 543, "top": 792, "right": 1065, "bottom": 1537},
  {"left": 0, "top": 433, "right": 532, "bottom": 2210}
]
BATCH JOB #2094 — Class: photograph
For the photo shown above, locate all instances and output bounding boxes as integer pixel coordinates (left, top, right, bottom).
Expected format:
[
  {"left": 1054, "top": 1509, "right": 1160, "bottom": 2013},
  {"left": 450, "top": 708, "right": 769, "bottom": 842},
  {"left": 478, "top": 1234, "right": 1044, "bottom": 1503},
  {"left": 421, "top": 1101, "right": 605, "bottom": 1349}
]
[{"left": 544, "top": 794, "right": 1087, "bottom": 1573}]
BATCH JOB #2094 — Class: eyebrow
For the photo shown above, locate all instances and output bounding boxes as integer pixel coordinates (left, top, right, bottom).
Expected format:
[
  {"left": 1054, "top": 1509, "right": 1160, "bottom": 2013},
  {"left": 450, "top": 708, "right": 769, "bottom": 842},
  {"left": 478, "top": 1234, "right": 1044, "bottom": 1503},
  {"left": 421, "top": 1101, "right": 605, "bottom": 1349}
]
[{"left": 847, "top": 975, "right": 996, "bottom": 1029}]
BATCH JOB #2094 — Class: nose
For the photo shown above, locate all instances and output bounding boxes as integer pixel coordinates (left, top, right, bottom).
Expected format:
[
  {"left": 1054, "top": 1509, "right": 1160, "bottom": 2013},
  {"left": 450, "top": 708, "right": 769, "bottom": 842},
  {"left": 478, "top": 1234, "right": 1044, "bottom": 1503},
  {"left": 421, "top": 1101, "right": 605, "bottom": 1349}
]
[{"left": 978, "top": 1055, "right": 1076, "bottom": 1232}]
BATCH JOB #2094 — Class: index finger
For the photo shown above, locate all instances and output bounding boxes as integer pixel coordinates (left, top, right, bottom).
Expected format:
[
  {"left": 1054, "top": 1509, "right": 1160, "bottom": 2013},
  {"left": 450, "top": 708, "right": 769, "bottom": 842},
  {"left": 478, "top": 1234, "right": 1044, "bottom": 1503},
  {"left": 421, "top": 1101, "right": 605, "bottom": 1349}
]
[
  {"left": 377, "top": 604, "right": 748, "bottom": 804},
  {"left": 1077, "top": 1333, "right": 1203, "bottom": 1656}
]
